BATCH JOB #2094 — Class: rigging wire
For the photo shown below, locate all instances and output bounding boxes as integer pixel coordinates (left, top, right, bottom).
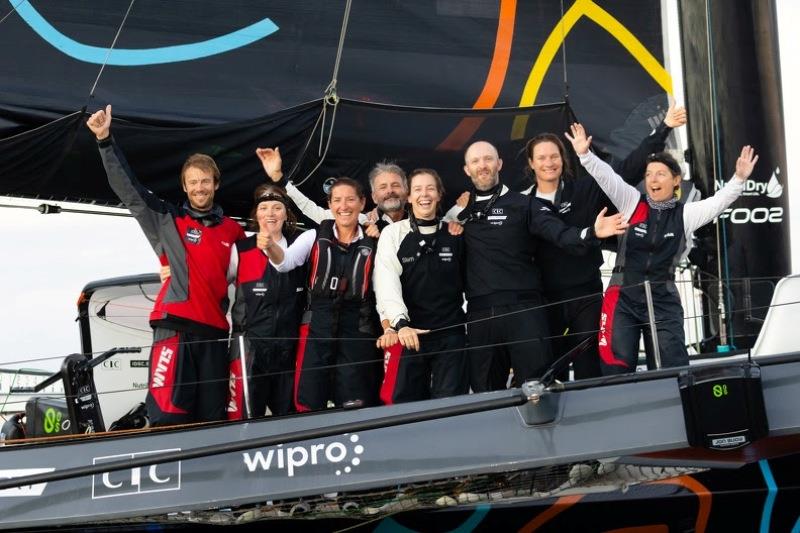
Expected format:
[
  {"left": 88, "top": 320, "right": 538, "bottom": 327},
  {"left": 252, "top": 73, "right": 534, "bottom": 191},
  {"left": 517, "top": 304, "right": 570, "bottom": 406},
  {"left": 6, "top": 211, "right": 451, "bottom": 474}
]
[
  {"left": 5, "top": 295, "right": 792, "bottom": 407},
  {"left": 89, "top": 0, "right": 137, "bottom": 97},
  {"left": 704, "top": 0, "right": 732, "bottom": 349},
  {"left": 0, "top": 0, "right": 25, "bottom": 26},
  {"left": 2, "top": 281, "right": 796, "bottom": 418},
  {"left": 4, "top": 276, "right": 794, "bottom": 374},
  {"left": 0, "top": 201, "right": 131, "bottom": 217},
  {"left": 559, "top": 0, "right": 569, "bottom": 100},
  {"left": 288, "top": 0, "right": 352, "bottom": 187},
  {"left": 329, "top": 0, "right": 354, "bottom": 87}
]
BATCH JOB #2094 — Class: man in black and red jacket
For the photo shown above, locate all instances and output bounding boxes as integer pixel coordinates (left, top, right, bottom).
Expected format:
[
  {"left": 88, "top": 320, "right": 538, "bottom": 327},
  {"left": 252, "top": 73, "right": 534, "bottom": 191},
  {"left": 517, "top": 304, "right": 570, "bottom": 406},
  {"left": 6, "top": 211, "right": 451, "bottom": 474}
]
[{"left": 87, "top": 105, "right": 245, "bottom": 426}]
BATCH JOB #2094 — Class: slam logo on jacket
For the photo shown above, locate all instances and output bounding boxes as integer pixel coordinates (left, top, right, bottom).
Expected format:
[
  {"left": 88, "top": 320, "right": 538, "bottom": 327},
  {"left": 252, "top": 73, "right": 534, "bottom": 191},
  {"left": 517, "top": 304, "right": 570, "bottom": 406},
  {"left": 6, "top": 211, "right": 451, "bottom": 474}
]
[
  {"left": 242, "top": 434, "right": 365, "bottom": 477},
  {"left": 92, "top": 449, "right": 181, "bottom": 499}
]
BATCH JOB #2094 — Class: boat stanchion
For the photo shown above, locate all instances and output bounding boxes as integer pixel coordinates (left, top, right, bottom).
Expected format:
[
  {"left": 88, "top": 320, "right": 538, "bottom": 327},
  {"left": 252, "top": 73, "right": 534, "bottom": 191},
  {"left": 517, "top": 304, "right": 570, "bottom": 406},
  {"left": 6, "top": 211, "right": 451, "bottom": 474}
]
[
  {"left": 517, "top": 381, "right": 559, "bottom": 425},
  {"left": 644, "top": 280, "right": 662, "bottom": 368},
  {"left": 237, "top": 334, "right": 252, "bottom": 419}
]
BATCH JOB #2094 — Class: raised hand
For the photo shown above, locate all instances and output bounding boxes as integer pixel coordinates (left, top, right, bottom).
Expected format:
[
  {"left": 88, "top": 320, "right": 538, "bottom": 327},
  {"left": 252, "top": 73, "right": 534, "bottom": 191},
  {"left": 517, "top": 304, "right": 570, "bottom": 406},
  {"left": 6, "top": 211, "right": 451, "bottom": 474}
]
[
  {"left": 664, "top": 102, "right": 687, "bottom": 128},
  {"left": 734, "top": 145, "right": 759, "bottom": 181},
  {"left": 455, "top": 191, "right": 470, "bottom": 208},
  {"left": 256, "top": 231, "right": 274, "bottom": 251},
  {"left": 564, "top": 123, "right": 592, "bottom": 156},
  {"left": 365, "top": 223, "right": 381, "bottom": 239},
  {"left": 86, "top": 104, "right": 112, "bottom": 140},
  {"left": 255, "top": 147, "right": 283, "bottom": 182},
  {"left": 365, "top": 207, "right": 379, "bottom": 225},
  {"left": 593, "top": 207, "right": 628, "bottom": 238}
]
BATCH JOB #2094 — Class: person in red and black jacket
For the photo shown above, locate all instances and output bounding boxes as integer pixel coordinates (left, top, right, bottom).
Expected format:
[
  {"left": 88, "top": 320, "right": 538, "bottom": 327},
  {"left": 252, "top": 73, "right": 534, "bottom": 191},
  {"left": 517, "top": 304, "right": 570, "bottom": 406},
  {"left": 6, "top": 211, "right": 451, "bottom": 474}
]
[
  {"left": 87, "top": 105, "right": 245, "bottom": 426},
  {"left": 227, "top": 184, "right": 307, "bottom": 419}
]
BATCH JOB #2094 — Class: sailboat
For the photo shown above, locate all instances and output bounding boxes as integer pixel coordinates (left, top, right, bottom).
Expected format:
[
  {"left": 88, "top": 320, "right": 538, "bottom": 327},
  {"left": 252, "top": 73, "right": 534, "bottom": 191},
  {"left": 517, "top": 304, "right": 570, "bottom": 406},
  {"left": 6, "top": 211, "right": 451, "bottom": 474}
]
[{"left": 1, "top": 0, "right": 798, "bottom": 529}]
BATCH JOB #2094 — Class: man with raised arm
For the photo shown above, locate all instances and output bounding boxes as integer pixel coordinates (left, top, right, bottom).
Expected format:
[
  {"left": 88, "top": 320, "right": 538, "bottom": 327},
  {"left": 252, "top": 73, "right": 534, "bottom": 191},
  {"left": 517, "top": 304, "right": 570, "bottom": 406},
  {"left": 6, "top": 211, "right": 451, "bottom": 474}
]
[
  {"left": 451, "top": 141, "right": 628, "bottom": 392},
  {"left": 256, "top": 146, "right": 408, "bottom": 229},
  {"left": 86, "top": 105, "right": 244, "bottom": 426}
]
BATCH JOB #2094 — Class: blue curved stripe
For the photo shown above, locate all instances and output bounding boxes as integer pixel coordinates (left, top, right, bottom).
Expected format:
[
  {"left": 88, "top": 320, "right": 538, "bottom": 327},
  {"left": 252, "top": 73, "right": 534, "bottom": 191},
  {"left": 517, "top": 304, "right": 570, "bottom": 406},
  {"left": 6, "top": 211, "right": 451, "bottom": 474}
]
[
  {"left": 11, "top": 1, "right": 278, "bottom": 66},
  {"left": 759, "top": 459, "right": 777, "bottom": 533},
  {"left": 792, "top": 516, "right": 800, "bottom": 533},
  {"left": 375, "top": 504, "right": 491, "bottom": 533}
]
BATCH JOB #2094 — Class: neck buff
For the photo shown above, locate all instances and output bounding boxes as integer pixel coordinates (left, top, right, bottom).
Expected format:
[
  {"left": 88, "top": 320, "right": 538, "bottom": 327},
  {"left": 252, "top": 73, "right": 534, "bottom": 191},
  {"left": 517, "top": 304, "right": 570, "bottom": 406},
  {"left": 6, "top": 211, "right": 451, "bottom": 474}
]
[{"left": 647, "top": 196, "right": 678, "bottom": 211}]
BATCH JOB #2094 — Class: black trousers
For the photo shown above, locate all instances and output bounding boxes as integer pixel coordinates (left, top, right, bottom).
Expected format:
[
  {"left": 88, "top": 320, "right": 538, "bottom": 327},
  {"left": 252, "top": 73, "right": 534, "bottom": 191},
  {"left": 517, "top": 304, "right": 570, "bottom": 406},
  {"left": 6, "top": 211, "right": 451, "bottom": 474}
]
[
  {"left": 467, "top": 301, "right": 553, "bottom": 392},
  {"left": 545, "top": 292, "right": 602, "bottom": 380},
  {"left": 380, "top": 329, "right": 468, "bottom": 404},
  {"left": 599, "top": 285, "right": 689, "bottom": 375},
  {"left": 146, "top": 327, "right": 228, "bottom": 426},
  {"left": 294, "top": 302, "right": 381, "bottom": 411},
  {"left": 244, "top": 337, "right": 296, "bottom": 417}
]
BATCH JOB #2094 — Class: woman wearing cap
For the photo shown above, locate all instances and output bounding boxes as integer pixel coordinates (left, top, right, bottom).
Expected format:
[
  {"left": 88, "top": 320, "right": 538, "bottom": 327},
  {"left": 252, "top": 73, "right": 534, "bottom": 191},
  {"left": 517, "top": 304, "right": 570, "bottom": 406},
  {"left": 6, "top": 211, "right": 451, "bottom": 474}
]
[
  {"left": 565, "top": 123, "right": 759, "bottom": 373},
  {"left": 228, "top": 184, "right": 307, "bottom": 418},
  {"left": 374, "top": 169, "right": 468, "bottom": 404},
  {"left": 522, "top": 105, "right": 686, "bottom": 380},
  {"left": 265, "top": 178, "right": 382, "bottom": 411}
]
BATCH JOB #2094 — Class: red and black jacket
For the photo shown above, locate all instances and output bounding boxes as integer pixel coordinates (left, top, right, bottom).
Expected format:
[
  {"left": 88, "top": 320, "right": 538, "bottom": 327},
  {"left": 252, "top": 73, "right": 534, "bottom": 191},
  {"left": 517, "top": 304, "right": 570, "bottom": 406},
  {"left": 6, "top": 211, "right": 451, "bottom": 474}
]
[
  {"left": 231, "top": 232, "right": 307, "bottom": 339},
  {"left": 98, "top": 138, "right": 245, "bottom": 337}
]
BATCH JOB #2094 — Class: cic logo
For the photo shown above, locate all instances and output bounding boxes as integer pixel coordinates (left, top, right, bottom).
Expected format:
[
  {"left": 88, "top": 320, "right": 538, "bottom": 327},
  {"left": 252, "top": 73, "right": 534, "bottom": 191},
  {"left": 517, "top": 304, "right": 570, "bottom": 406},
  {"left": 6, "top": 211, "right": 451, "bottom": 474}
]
[{"left": 92, "top": 449, "right": 181, "bottom": 499}]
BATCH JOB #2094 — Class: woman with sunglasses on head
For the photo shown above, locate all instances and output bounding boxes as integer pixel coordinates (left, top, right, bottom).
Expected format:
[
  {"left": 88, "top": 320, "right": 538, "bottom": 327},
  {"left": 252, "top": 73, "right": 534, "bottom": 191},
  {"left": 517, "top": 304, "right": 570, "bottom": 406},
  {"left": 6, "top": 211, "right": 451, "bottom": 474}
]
[
  {"left": 227, "top": 184, "right": 307, "bottom": 418},
  {"left": 265, "top": 178, "right": 382, "bottom": 411},
  {"left": 565, "top": 122, "right": 758, "bottom": 374},
  {"left": 374, "top": 169, "right": 468, "bottom": 404},
  {"left": 522, "top": 105, "right": 687, "bottom": 380}
]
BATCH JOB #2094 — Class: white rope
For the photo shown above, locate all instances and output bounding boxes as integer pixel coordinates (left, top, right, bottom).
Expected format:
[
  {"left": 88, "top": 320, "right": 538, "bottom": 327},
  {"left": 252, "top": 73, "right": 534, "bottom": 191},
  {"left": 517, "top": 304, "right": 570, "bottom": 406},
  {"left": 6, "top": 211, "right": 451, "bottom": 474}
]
[
  {"left": 89, "top": 0, "right": 136, "bottom": 97},
  {"left": 0, "top": 0, "right": 26, "bottom": 25}
]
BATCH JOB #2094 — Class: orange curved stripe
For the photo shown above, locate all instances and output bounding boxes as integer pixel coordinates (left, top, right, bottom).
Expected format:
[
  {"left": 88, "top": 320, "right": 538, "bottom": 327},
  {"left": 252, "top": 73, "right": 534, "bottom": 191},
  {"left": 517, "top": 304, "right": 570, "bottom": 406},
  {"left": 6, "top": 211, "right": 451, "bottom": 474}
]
[
  {"left": 436, "top": 0, "right": 516, "bottom": 151},
  {"left": 474, "top": 0, "right": 517, "bottom": 109},
  {"left": 651, "top": 476, "right": 712, "bottom": 533},
  {"left": 518, "top": 494, "right": 584, "bottom": 533}
]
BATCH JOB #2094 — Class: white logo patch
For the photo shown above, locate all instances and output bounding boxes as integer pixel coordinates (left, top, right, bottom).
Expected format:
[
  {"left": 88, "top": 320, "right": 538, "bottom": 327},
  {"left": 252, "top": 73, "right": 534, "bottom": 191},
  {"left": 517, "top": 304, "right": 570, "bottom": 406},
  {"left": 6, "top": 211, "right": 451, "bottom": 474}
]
[
  {"left": 0, "top": 468, "right": 54, "bottom": 497},
  {"left": 243, "top": 434, "right": 365, "bottom": 477},
  {"left": 92, "top": 450, "right": 181, "bottom": 499}
]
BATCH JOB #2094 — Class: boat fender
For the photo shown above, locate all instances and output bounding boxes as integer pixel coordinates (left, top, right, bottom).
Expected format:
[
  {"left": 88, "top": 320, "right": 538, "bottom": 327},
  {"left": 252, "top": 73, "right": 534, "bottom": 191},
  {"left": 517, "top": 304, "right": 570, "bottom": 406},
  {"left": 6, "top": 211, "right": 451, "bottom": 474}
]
[
  {"left": 108, "top": 402, "right": 149, "bottom": 431},
  {"left": 0, "top": 413, "right": 26, "bottom": 442}
]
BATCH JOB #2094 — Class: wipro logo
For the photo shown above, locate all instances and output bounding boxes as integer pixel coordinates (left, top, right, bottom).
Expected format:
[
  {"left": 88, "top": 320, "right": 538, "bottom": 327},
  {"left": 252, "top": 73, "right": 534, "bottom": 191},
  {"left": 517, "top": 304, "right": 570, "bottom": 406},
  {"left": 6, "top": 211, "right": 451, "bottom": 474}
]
[{"left": 242, "top": 434, "right": 365, "bottom": 477}]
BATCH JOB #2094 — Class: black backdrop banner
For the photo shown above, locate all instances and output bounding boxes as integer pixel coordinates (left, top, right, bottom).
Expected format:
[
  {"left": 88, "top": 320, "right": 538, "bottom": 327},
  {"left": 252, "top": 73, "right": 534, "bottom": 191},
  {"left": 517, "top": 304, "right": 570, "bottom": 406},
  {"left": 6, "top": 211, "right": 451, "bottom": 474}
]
[
  {"left": 0, "top": 99, "right": 575, "bottom": 219},
  {"left": 0, "top": 0, "right": 667, "bottom": 160}
]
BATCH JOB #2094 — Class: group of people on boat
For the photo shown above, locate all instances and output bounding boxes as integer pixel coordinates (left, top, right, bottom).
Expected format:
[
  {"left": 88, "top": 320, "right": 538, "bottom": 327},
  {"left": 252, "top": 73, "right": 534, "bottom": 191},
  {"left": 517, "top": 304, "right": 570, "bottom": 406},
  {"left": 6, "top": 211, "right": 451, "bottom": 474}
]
[{"left": 85, "top": 103, "right": 758, "bottom": 426}]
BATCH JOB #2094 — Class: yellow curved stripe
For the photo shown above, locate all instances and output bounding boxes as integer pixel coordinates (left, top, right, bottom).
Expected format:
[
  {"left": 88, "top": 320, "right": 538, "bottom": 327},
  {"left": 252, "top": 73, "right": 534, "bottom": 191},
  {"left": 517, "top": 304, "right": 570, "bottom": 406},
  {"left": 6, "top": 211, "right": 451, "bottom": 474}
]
[
  {"left": 515, "top": 0, "right": 585, "bottom": 117},
  {"left": 512, "top": 0, "right": 674, "bottom": 139},
  {"left": 583, "top": 1, "right": 673, "bottom": 92}
]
